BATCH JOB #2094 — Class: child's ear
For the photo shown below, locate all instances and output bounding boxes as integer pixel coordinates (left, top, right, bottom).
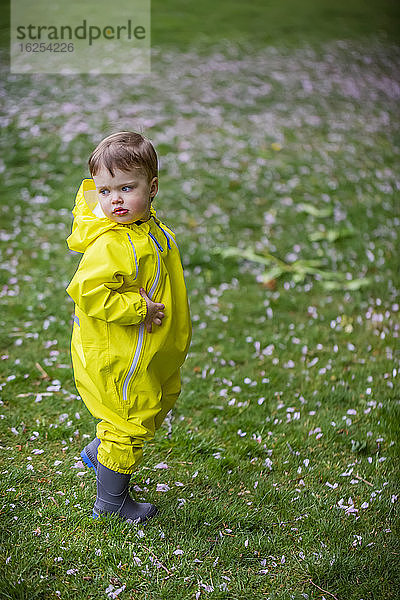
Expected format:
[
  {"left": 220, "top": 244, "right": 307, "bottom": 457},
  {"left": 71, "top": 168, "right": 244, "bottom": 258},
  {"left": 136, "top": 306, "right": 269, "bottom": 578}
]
[{"left": 150, "top": 177, "right": 158, "bottom": 200}]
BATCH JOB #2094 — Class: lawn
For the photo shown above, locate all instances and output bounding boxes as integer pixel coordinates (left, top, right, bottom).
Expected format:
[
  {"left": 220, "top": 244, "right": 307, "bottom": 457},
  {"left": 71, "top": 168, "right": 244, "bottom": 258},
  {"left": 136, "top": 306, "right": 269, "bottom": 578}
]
[{"left": 0, "top": 2, "right": 399, "bottom": 600}]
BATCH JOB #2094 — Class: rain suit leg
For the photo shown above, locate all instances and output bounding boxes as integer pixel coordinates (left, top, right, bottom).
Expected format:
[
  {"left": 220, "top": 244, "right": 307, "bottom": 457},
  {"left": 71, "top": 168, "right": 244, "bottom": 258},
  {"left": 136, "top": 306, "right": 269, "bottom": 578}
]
[{"left": 94, "top": 370, "right": 182, "bottom": 474}]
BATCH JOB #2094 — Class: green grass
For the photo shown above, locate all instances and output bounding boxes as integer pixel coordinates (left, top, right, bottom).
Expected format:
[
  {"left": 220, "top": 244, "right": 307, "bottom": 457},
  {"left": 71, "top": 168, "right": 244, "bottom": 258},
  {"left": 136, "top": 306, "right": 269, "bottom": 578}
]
[
  {"left": 0, "top": 3, "right": 400, "bottom": 599},
  {"left": 151, "top": 0, "right": 400, "bottom": 48},
  {"left": 1, "top": 0, "right": 400, "bottom": 51}
]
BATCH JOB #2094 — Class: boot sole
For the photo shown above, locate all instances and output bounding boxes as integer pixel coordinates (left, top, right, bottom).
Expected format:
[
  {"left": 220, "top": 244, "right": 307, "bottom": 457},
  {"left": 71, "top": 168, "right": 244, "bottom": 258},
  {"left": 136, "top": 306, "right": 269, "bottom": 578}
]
[
  {"left": 81, "top": 449, "right": 97, "bottom": 474},
  {"left": 92, "top": 505, "right": 158, "bottom": 524}
]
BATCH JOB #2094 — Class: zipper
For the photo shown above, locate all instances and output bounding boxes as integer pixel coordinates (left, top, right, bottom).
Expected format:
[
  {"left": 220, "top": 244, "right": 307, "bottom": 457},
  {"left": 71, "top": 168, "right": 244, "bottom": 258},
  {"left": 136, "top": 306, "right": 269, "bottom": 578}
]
[
  {"left": 121, "top": 234, "right": 162, "bottom": 402},
  {"left": 126, "top": 232, "right": 139, "bottom": 279},
  {"left": 147, "top": 235, "right": 162, "bottom": 297},
  {"left": 122, "top": 322, "right": 145, "bottom": 401}
]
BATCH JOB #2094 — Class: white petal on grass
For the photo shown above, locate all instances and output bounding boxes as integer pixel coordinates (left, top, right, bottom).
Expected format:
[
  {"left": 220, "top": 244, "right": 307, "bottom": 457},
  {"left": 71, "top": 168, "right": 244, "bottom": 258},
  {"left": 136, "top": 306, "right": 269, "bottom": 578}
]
[
  {"left": 156, "top": 484, "right": 170, "bottom": 492},
  {"left": 264, "top": 458, "right": 273, "bottom": 470},
  {"left": 106, "top": 584, "right": 126, "bottom": 599}
]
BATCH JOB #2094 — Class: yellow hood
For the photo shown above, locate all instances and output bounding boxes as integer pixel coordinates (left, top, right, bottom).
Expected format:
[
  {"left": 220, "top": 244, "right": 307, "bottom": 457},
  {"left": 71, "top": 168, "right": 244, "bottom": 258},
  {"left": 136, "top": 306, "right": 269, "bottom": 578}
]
[{"left": 67, "top": 179, "right": 157, "bottom": 253}]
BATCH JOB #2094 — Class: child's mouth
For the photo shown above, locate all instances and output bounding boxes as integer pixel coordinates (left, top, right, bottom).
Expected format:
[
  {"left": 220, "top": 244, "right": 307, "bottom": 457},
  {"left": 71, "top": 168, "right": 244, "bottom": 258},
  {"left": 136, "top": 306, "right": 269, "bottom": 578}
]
[{"left": 114, "top": 208, "right": 128, "bottom": 215}]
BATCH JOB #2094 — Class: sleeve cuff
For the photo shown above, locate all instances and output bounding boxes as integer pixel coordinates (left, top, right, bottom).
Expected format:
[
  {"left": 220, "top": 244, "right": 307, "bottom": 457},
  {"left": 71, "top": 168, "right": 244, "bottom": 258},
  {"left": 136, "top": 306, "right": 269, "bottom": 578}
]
[{"left": 137, "top": 295, "right": 147, "bottom": 321}]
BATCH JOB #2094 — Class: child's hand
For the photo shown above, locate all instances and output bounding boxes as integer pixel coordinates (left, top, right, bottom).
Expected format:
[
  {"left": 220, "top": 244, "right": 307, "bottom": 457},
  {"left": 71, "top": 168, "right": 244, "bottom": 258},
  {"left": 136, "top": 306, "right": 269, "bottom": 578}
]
[{"left": 139, "top": 288, "right": 165, "bottom": 333}]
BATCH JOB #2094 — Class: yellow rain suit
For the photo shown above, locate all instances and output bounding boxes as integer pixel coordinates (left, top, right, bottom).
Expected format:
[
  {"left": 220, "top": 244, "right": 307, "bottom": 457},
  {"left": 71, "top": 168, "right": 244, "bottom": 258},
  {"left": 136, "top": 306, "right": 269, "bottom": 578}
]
[{"left": 66, "top": 180, "right": 192, "bottom": 474}]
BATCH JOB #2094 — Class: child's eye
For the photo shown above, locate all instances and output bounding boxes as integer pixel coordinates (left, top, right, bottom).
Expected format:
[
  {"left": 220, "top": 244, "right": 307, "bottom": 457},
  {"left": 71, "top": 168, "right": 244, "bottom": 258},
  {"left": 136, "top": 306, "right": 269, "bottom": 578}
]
[
  {"left": 99, "top": 189, "right": 109, "bottom": 195},
  {"left": 121, "top": 186, "right": 133, "bottom": 192}
]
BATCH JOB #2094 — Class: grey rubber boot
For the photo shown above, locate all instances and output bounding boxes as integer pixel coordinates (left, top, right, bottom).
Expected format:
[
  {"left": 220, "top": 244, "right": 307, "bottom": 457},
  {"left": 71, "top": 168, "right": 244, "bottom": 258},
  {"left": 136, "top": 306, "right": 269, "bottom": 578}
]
[
  {"left": 93, "top": 462, "right": 158, "bottom": 524},
  {"left": 81, "top": 437, "right": 100, "bottom": 473}
]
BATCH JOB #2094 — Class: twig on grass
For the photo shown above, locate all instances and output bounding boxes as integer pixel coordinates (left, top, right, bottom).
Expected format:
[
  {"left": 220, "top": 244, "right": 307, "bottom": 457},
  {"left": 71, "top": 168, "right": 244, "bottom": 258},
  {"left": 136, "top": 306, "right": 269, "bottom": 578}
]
[
  {"left": 17, "top": 392, "right": 53, "bottom": 398},
  {"left": 35, "top": 362, "right": 50, "bottom": 379},
  {"left": 200, "top": 535, "right": 221, "bottom": 558},
  {"left": 309, "top": 579, "right": 340, "bottom": 600},
  {"left": 354, "top": 473, "right": 373, "bottom": 487},
  {"left": 141, "top": 544, "right": 172, "bottom": 576},
  {"left": 269, "top": 513, "right": 309, "bottom": 527}
]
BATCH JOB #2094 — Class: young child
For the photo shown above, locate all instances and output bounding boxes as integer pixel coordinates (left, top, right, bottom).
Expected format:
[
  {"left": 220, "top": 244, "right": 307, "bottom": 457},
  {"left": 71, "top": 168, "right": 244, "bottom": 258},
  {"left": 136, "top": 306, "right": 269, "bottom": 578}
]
[{"left": 66, "top": 131, "right": 192, "bottom": 524}]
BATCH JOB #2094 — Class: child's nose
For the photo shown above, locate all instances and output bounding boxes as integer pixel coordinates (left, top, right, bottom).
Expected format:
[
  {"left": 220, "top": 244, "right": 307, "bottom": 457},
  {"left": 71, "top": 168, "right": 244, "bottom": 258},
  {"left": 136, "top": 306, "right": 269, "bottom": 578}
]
[{"left": 111, "top": 191, "right": 122, "bottom": 203}]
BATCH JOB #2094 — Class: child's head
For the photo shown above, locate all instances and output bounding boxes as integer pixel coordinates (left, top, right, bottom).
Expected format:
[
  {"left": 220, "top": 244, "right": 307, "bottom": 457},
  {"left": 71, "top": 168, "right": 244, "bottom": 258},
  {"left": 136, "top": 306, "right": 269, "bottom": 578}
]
[
  {"left": 88, "top": 132, "right": 159, "bottom": 224},
  {"left": 88, "top": 131, "right": 158, "bottom": 183}
]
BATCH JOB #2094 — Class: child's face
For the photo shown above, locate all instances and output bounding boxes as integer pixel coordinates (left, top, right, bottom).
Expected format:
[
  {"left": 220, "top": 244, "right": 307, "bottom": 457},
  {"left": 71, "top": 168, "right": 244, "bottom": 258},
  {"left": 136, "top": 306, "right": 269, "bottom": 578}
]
[{"left": 92, "top": 166, "right": 158, "bottom": 224}]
